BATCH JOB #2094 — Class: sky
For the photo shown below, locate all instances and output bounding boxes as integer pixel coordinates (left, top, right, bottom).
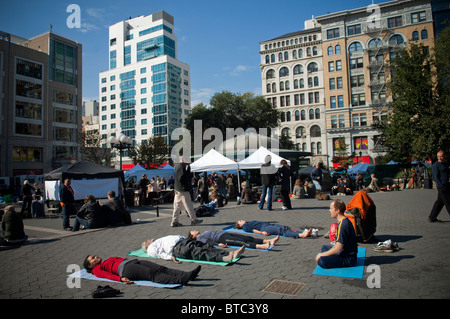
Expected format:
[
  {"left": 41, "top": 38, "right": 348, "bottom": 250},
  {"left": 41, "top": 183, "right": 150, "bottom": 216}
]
[{"left": 0, "top": 0, "right": 379, "bottom": 106}]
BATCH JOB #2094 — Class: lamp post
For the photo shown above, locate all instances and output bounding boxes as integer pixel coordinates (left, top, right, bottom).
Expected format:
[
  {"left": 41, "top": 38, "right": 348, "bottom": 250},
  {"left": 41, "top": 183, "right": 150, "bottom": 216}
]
[{"left": 108, "top": 133, "right": 133, "bottom": 170}]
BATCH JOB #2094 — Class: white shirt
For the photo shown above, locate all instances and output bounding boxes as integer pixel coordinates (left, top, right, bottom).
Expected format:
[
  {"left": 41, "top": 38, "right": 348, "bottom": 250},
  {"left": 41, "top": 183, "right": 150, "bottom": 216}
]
[{"left": 146, "top": 235, "right": 183, "bottom": 260}]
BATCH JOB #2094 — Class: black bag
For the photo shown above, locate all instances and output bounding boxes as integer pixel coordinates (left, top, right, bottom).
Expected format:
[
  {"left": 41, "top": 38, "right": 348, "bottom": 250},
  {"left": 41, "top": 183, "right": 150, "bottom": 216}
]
[{"left": 195, "top": 205, "right": 211, "bottom": 217}]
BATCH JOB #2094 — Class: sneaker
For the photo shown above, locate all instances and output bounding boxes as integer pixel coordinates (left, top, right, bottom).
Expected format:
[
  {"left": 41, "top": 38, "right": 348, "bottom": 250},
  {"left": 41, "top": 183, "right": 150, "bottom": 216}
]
[
  {"left": 171, "top": 221, "right": 183, "bottom": 227},
  {"left": 373, "top": 239, "right": 399, "bottom": 253},
  {"left": 282, "top": 206, "right": 288, "bottom": 210},
  {"left": 311, "top": 228, "right": 319, "bottom": 237}
]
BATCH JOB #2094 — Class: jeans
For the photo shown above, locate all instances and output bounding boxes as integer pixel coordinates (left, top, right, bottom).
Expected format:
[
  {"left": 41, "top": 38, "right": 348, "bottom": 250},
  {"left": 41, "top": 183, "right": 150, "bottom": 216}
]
[
  {"left": 61, "top": 203, "right": 73, "bottom": 229},
  {"left": 317, "top": 245, "right": 357, "bottom": 269},
  {"left": 259, "top": 185, "right": 273, "bottom": 210},
  {"left": 72, "top": 216, "right": 92, "bottom": 231},
  {"left": 20, "top": 196, "right": 33, "bottom": 218},
  {"left": 312, "top": 180, "right": 322, "bottom": 191}
]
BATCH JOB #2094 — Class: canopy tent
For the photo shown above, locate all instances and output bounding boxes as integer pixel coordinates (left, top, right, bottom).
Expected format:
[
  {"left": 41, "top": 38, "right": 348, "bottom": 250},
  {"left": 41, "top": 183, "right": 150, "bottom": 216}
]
[
  {"left": 44, "top": 161, "right": 125, "bottom": 201},
  {"left": 347, "top": 162, "right": 372, "bottom": 175},
  {"left": 124, "top": 164, "right": 146, "bottom": 178},
  {"left": 237, "top": 146, "right": 290, "bottom": 169},
  {"left": 190, "top": 149, "right": 239, "bottom": 172},
  {"left": 386, "top": 160, "right": 400, "bottom": 165},
  {"left": 298, "top": 166, "right": 329, "bottom": 175}
]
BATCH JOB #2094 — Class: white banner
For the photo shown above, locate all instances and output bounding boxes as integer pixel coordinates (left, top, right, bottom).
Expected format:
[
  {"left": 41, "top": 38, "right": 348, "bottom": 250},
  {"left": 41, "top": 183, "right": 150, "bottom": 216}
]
[{"left": 44, "top": 178, "right": 119, "bottom": 201}]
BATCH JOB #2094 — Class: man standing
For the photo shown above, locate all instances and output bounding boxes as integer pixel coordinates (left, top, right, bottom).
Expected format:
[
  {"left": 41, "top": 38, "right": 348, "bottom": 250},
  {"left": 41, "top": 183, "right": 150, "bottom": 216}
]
[
  {"left": 279, "top": 159, "right": 292, "bottom": 210},
  {"left": 310, "top": 163, "right": 323, "bottom": 191},
  {"left": 138, "top": 174, "right": 150, "bottom": 206},
  {"left": 171, "top": 157, "right": 202, "bottom": 227},
  {"left": 259, "top": 155, "right": 276, "bottom": 211},
  {"left": 428, "top": 150, "right": 450, "bottom": 222},
  {"left": 315, "top": 199, "right": 358, "bottom": 268},
  {"left": 60, "top": 178, "right": 75, "bottom": 230}
]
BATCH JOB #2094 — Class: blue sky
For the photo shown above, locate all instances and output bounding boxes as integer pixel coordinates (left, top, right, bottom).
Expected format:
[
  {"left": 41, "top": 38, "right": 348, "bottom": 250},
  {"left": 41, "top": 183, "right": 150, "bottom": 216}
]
[{"left": 1, "top": 0, "right": 376, "bottom": 106}]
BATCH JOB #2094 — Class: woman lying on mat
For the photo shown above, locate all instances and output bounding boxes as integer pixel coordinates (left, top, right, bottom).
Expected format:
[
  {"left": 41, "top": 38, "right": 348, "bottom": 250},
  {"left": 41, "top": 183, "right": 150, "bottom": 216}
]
[
  {"left": 315, "top": 199, "right": 358, "bottom": 269},
  {"left": 141, "top": 235, "right": 245, "bottom": 263},
  {"left": 188, "top": 229, "right": 279, "bottom": 249},
  {"left": 234, "top": 220, "right": 312, "bottom": 238},
  {"left": 83, "top": 255, "right": 200, "bottom": 285}
]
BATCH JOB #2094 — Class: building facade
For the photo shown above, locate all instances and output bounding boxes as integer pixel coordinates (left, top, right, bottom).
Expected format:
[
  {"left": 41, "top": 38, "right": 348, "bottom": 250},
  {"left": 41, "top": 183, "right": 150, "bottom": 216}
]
[
  {"left": 259, "top": 20, "right": 328, "bottom": 166},
  {"left": 316, "top": 0, "right": 435, "bottom": 167},
  {"left": 0, "top": 31, "right": 82, "bottom": 178},
  {"left": 98, "top": 11, "right": 191, "bottom": 169}
]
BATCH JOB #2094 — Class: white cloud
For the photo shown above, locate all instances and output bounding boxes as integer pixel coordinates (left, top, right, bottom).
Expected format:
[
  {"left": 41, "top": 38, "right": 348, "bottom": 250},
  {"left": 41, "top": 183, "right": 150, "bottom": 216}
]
[
  {"left": 191, "top": 88, "right": 215, "bottom": 106},
  {"left": 85, "top": 8, "right": 105, "bottom": 19},
  {"left": 229, "top": 64, "right": 254, "bottom": 76}
]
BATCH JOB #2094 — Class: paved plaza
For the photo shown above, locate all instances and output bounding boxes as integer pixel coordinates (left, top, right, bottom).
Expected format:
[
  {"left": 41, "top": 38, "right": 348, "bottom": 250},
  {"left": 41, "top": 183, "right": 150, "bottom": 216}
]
[{"left": 1, "top": 188, "right": 449, "bottom": 307}]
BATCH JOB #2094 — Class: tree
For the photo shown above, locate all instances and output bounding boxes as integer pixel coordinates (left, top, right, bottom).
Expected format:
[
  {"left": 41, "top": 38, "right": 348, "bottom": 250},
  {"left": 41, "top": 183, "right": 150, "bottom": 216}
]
[
  {"left": 184, "top": 91, "right": 280, "bottom": 152},
  {"left": 375, "top": 31, "right": 450, "bottom": 163},
  {"left": 331, "top": 136, "right": 354, "bottom": 171},
  {"left": 128, "top": 135, "right": 169, "bottom": 169},
  {"left": 79, "top": 130, "right": 113, "bottom": 166}
]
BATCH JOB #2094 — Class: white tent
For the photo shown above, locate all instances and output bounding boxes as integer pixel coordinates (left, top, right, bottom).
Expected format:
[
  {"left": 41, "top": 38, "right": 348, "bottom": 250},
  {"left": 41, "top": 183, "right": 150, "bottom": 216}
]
[
  {"left": 237, "top": 146, "right": 290, "bottom": 169},
  {"left": 190, "top": 149, "right": 239, "bottom": 172}
]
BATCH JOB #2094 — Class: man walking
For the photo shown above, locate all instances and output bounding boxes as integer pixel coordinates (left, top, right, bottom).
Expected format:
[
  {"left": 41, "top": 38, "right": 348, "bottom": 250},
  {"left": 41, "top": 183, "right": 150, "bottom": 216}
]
[
  {"left": 171, "top": 157, "right": 202, "bottom": 227},
  {"left": 259, "top": 155, "right": 276, "bottom": 211},
  {"left": 428, "top": 150, "right": 450, "bottom": 222}
]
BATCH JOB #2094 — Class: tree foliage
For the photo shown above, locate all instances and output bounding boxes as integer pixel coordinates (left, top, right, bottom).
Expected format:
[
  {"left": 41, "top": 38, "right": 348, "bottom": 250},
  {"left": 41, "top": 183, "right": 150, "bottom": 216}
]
[
  {"left": 128, "top": 135, "right": 169, "bottom": 169},
  {"left": 375, "top": 27, "right": 450, "bottom": 162}
]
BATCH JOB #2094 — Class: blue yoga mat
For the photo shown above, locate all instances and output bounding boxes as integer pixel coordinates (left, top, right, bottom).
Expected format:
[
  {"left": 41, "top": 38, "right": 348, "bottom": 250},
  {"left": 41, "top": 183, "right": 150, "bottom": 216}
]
[
  {"left": 313, "top": 247, "right": 366, "bottom": 279},
  {"left": 222, "top": 225, "right": 291, "bottom": 238},
  {"left": 68, "top": 269, "right": 182, "bottom": 288}
]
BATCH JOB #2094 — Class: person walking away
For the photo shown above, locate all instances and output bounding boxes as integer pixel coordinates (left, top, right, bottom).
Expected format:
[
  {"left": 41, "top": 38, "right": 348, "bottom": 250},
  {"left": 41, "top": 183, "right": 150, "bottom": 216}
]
[
  {"left": 60, "top": 178, "right": 75, "bottom": 230},
  {"left": 20, "top": 180, "right": 35, "bottom": 218},
  {"left": 259, "top": 155, "right": 276, "bottom": 211},
  {"left": 428, "top": 150, "right": 450, "bottom": 222},
  {"left": 171, "top": 157, "right": 202, "bottom": 227},
  {"left": 279, "top": 160, "right": 292, "bottom": 210}
]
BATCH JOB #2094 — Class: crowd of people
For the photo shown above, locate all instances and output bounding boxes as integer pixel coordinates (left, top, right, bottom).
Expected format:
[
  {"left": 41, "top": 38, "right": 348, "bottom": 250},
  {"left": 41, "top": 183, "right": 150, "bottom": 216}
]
[{"left": 2, "top": 150, "right": 448, "bottom": 288}]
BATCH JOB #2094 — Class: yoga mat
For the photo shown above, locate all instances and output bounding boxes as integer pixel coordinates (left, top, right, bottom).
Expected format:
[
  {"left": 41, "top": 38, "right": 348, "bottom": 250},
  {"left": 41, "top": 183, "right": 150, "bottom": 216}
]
[
  {"left": 128, "top": 248, "right": 241, "bottom": 266},
  {"left": 313, "top": 247, "right": 366, "bottom": 279},
  {"left": 68, "top": 269, "right": 182, "bottom": 288},
  {"left": 222, "top": 225, "right": 292, "bottom": 238}
]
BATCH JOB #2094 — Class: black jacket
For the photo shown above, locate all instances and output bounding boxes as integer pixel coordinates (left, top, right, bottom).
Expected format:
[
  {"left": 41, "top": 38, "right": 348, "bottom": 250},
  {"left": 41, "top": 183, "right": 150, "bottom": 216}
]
[{"left": 174, "top": 163, "right": 192, "bottom": 192}]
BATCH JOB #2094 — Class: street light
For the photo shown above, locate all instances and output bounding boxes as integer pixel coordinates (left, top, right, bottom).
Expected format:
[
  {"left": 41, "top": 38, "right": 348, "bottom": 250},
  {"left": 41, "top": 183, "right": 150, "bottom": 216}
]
[{"left": 108, "top": 133, "right": 133, "bottom": 170}]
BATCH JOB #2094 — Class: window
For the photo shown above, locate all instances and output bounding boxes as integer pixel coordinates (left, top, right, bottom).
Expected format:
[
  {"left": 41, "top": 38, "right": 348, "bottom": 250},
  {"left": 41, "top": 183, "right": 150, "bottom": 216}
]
[
  {"left": 317, "top": 142, "right": 322, "bottom": 154},
  {"left": 349, "top": 57, "right": 363, "bottom": 69},
  {"left": 278, "top": 52, "right": 283, "bottom": 61},
  {"left": 354, "top": 136, "right": 369, "bottom": 150},
  {"left": 284, "top": 51, "right": 289, "bottom": 60},
  {"left": 266, "top": 84, "right": 271, "bottom": 93},
  {"left": 347, "top": 24, "right": 361, "bottom": 36},
  {"left": 296, "top": 126, "right": 306, "bottom": 138},
  {"left": 328, "top": 61, "right": 334, "bottom": 72},
  {"left": 271, "top": 54, "right": 275, "bottom": 63},
  {"left": 350, "top": 75, "right": 364, "bottom": 87},
  {"left": 331, "top": 115, "right": 337, "bottom": 128},
  {"left": 279, "top": 67, "right": 289, "bottom": 77},
  {"left": 315, "top": 108, "right": 320, "bottom": 119},
  {"left": 330, "top": 96, "right": 336, "bottom": 108},
  {"left": 335, "top": 45, "right": 341, "bottom": 54},
  {"left": 336, "top": 77, "right": 343, "bottom": 89},
  {"left": 336, "top": 60, "right": 342, "bottom": 71},
  {"left": 307, "top": 62, "right": 318, "bottom": 73},
  {"left": 411, "top": 11, "right": 426, "bottom": 23},
  {"left": 295, "top": 110, "right": 300, "bottom": 121},
  {"left": 338, "top": 115, "right": 345, "bottom": 128},
  {"left": 329, "top": 78, "right": 336, "bottom": 90},
  {"left": 412, "top": 31, "right": 419, "bottom": 41},
  {"left": 421, "top": 29, "right": 428, "bottom": 40},
  {"left": 265, "top": 55, "right": 270, "bottom": 64},
  {"left": 311, "top": 125, "right": 321, "bottom": 137},
  {"left": 301, "top": 109, "right": 305, "bottom": 120},
  {"left": 293, "top": 65, "right": 303, "bottom": 74},
  {"left": 327, "top": 28, "right": 340, "bottom": 39},
  {"left": 338, "top": 95, "right": 344, "bottom": 108},
  {"left": 309, "top": 109, "right": 314, "bottom": 120},
  {"left": 351, "top": 93, "right": 366, "bottom": 106},
  {"left": 388, "top": 16, "right": 402, "bottom": 28},
  {"left": 292, "top": 50, "right": 297, "bottom": 59},
  {"left": 389, "top": 35, "right": 404, "bottom": 45},
  {"left": 328, "top": 46, "right": 333, "bottom": 55},
  {"left": 348, "top": 42, "right": 363, "bottom": 52},
  {"left": 368, "top": 38, "right": 383, "bottom": 48},
  {"left": 266, "top": 69, "right": 275, "bottom": 79},
  {"left": 313, "top": 46, "right": 318, "bottom": 56}
]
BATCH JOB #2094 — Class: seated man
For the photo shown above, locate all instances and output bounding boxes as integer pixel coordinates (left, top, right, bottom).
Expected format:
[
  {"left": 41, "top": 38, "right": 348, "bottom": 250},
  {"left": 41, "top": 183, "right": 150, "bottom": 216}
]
[
  {"left": 102, "top": 190, "right": 132, "bottom": 225},
  {"left": 141, "top": 235, "right": 245, "bottom": 264},
  {"left": 188, "top": 229, "right": 279, "bottom": 249},
  {"left": 72, "top": 195, "right": 107, "bottom": 231},
  {"left": 83, "top": 254, "right": 200, "bottom": 286},
  {"left": 315, "top": 199, "right": 358, "bottom": 268},
  {"left": 234, "top": 220, "right": 311, "bottom": 238}
]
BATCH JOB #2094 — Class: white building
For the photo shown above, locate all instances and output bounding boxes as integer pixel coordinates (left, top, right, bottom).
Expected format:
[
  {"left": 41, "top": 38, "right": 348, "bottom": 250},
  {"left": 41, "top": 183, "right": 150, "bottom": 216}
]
[
  {"left": 259, "top": 19, "right": 328, "bottom": 166},
  {"left": 98, "top": 11, "right": 191, "bottom": 168}
]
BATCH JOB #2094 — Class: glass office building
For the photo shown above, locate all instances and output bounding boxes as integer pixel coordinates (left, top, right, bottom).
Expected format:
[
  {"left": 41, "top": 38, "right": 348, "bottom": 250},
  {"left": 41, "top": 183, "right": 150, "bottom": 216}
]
[{"left": 99, "top": 11, "right": 191, "bottom": 168}]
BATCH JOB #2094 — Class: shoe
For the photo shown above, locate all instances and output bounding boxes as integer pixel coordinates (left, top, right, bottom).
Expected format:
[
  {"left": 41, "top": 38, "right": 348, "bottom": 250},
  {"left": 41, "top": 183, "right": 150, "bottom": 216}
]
[
  {"left": 191, "top": 219, "right": 203, "bottom": 226},
  {"left": 189, "top": 266, "right": 201, "bottom": 281},
  {"left": 92, "top": 285, "right": 122, "bottom": 298},
  {"left": 282, "top": 206, "right": 287, "bottom": 210},
  {"left": 428, "top": 217, "right": 441, "bottom": 222},
  {"left": 373, "top": 239, "right": 399, "bottom": 253},
  {"left": 171, "top": 221, "right": 183, "bottom": 227}
]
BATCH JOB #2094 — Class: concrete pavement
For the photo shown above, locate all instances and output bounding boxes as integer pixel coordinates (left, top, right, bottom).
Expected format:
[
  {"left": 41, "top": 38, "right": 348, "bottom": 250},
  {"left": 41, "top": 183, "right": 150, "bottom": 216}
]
[{"left": 1, "top": 188, "right": 449, "bottom": 306}]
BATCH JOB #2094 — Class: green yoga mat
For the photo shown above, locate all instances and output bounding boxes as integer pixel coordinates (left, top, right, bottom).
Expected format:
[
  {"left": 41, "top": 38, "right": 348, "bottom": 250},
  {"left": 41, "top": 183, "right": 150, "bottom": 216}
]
[{"left": 128, "top": 249, "right": 241, "bottom": 266}]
